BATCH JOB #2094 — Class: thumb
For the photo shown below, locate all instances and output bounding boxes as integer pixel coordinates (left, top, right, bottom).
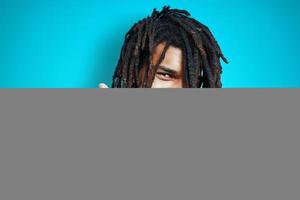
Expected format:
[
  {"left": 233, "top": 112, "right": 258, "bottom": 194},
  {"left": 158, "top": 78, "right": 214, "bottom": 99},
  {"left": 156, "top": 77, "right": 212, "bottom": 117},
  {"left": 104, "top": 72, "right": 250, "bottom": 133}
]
[{"left": 99, "top": 83, "right": 109, "bottom": 88}]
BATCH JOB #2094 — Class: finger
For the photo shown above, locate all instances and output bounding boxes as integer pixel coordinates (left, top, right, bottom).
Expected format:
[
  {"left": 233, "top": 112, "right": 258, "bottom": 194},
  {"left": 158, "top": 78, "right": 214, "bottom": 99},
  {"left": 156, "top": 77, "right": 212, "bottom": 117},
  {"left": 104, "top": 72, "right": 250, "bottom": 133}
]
[{"left": 99, "top": 83, "right": 109, "bottom": 88}]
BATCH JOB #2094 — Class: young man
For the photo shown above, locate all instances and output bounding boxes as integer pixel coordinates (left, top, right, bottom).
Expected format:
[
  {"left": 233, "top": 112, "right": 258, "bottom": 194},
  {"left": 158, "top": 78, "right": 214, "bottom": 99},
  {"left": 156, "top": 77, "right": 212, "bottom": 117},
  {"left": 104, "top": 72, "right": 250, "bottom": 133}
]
[{"left": 99, "top": 6, "right": 228, "bottom": 88}]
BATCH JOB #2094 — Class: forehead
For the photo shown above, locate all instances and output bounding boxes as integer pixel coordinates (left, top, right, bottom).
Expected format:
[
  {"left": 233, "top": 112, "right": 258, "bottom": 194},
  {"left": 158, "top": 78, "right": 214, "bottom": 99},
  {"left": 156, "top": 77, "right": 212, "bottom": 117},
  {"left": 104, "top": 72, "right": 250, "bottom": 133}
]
[{"left": 152, "top": 43, "right": 183, "bottom": 74}]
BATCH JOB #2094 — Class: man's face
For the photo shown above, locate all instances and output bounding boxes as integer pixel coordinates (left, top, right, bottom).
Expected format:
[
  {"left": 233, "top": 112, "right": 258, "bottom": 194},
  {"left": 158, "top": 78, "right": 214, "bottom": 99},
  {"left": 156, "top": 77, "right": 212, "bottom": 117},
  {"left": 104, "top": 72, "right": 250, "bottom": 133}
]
[{"left": 139, "top": 43, "right": 184, "bottom": 88}]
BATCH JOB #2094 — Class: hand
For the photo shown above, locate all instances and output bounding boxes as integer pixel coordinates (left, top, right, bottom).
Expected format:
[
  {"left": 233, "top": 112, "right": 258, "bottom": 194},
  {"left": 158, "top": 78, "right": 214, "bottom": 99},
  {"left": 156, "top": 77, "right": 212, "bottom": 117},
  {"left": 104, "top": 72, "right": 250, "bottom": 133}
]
[{"left": 98, "top": 83, "right": 109, "bottom": 88}]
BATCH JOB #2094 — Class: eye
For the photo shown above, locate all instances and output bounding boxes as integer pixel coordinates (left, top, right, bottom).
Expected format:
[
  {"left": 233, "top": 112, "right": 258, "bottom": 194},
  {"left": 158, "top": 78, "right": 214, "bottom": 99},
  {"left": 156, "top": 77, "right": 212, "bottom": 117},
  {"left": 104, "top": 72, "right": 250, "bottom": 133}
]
[{"left": 156, "top": 72, "right": 174, "bottom": 81}]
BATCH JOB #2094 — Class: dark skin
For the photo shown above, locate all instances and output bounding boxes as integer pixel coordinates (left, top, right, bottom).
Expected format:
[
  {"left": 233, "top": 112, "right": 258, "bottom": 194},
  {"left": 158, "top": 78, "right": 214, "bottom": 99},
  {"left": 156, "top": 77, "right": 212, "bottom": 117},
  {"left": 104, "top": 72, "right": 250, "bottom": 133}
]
[{"left": 99, "top": 42, "right": 184, "bottom": 88}]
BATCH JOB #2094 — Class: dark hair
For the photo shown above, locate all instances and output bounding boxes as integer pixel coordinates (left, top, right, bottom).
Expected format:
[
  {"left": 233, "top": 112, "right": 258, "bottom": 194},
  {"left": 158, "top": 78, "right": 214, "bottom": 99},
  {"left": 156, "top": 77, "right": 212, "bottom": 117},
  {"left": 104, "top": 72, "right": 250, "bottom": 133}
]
[{"left": 112, "top": 6, "right": 228, "bottom": 88}]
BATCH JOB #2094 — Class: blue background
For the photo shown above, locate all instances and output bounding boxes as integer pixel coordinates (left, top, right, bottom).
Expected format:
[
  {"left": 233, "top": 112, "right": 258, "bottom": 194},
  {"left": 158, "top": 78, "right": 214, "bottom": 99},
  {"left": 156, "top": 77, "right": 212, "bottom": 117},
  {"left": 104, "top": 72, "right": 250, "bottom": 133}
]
[{"left": 0, "top": 0, "right": 299, "bottom": 88}]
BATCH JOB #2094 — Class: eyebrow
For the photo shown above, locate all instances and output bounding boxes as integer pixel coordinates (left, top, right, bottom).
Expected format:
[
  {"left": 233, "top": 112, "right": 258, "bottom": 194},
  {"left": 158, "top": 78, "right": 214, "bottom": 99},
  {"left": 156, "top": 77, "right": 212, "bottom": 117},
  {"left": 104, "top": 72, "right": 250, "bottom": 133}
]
[{"left": 157, "top": 65, "right": 179, "bottom": 76}]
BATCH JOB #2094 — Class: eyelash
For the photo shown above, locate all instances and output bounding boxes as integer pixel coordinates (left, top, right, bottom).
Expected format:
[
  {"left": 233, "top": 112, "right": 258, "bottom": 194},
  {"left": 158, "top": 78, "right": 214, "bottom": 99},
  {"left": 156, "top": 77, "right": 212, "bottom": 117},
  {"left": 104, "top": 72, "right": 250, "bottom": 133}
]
[{"left": 156, "top": 72, "right": 174, "bottom": 81}]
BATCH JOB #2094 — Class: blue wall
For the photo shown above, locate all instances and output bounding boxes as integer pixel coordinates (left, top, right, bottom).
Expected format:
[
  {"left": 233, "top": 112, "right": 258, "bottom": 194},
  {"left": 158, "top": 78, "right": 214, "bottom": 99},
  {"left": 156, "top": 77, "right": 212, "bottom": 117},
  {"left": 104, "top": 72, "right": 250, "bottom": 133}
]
[{"left": 0, "top": 0, "right": 299, "bottom": 88}]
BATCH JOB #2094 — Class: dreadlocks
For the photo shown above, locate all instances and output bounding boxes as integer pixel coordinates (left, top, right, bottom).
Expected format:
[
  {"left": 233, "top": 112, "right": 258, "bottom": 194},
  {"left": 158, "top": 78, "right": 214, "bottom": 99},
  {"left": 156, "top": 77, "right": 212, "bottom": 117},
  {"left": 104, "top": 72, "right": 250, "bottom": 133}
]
[{"left": 112, "top": 6, "right": 228, "bottom": 88}]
